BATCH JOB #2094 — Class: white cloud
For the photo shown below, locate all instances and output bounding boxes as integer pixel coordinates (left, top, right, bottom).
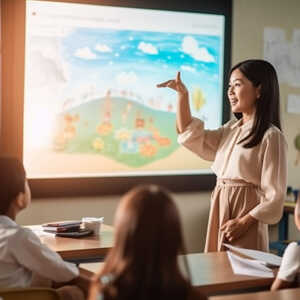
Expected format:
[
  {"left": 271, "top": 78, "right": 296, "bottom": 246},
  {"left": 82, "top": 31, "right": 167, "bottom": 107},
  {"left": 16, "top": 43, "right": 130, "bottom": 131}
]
[
  {"left": 182, "top": 36, "right": 214, "bottom": 62},
  {"left": 181, "top": 65, "right": 196, "bottom": 72},
  {"left": 95, "top": 44, "right": 112, "bottom": 53},
  {"left": 74, "top": 47, "right": 97, "bottom": 60},
  {"left": 116, "top": 71, "right": 138, "bottom": 86},
  {"left": 138, "top": 42, "right": 158, "bottom": 55}
]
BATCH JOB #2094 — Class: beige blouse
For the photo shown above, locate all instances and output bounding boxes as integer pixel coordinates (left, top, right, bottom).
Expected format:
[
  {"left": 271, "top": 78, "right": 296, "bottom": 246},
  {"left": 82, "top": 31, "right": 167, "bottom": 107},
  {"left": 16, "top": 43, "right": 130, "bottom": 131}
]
[{"left": 178, "top": 117, "right": 288, "bottom": 225}]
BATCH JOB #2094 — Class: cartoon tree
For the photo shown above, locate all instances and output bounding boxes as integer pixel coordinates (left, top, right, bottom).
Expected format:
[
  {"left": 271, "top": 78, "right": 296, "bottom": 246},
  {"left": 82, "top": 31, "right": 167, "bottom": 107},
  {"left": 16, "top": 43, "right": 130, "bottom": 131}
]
[{"left": 192, "top": 88, "right": 206, "bottom": 111}]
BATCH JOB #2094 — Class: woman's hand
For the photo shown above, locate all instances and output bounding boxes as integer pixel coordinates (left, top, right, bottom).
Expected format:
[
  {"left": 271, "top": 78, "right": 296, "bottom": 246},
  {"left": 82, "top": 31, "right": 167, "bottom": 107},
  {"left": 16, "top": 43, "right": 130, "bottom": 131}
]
[
  {"left": 157, "top": 71, "right": 192, "bottom": 132},
  {"left": 157, "top": 71, "right": 188, "bottom": 95},
  {"left": 220, "top": 214, "right": 257, "bottom": 242}
]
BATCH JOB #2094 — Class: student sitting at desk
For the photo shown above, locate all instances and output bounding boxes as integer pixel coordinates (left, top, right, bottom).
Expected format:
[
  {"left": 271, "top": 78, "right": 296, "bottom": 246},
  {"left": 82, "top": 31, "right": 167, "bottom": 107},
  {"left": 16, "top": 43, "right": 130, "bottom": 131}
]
[
  {"left": 88, "top": 184, "right": 205, "bottom": 300},
  {"left": 271, "top": 194, "right": 300, "bottom": 291},
  {"left": 0, "top": 157, "right": 84, "bottom": 300}
]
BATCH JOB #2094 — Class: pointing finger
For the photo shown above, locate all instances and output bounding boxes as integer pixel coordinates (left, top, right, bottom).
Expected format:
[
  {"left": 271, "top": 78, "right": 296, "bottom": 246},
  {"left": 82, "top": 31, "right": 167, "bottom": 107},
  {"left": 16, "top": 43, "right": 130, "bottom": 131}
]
[{"left": 176, "top": 71, "right": 181, "bottom": 83}]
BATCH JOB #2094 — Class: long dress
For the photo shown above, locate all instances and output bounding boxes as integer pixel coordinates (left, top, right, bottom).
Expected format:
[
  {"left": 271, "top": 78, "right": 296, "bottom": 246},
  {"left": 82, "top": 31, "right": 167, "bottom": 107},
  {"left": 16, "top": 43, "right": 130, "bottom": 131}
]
[{"left": 178, "top": 117, "right": 287, "bottom": 252}]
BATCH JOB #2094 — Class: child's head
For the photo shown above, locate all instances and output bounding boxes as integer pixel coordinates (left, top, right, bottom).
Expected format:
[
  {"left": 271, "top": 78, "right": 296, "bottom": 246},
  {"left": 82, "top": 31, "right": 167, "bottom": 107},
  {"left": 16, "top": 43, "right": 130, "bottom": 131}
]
[
  {"left": 100, "top": 184, "right": 188, "bottom": 297},
  {"left": 0, "top": 157, "right": 31, "bottom": 217}
]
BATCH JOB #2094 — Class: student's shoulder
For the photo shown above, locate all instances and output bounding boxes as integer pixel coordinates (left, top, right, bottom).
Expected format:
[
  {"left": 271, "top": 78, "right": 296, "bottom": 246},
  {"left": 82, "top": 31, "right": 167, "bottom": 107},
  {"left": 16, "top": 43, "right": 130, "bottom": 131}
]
[{"left": 12, "top": 225, "right": 40, "bottom": 243}]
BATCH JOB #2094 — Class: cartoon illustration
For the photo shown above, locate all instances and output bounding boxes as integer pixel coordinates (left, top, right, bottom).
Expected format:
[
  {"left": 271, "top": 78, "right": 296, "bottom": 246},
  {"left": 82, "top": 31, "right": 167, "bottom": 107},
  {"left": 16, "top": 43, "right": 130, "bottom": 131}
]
[{"left": 24, "top": 2, "right": 223, "bottom": 175}]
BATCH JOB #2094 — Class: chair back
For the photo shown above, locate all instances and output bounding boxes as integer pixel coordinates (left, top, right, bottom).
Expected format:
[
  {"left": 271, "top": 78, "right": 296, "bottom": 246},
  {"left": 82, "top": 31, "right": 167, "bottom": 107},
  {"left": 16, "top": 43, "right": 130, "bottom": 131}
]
[{"left": 0, "top": 287, "right": 60, "bottom": 300}]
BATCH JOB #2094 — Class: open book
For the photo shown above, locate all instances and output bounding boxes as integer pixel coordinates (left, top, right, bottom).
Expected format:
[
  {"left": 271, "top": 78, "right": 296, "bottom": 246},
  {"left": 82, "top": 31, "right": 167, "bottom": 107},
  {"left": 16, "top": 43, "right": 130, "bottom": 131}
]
[{"left": 224, "top": 243, "right": 282, "bottom": 278}]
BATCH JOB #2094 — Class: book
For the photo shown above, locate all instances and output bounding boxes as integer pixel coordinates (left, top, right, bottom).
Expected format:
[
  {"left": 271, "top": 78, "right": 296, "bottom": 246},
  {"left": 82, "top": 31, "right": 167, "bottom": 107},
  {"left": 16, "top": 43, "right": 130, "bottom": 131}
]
[
  {"left": 42, "top": 220, "right": 82, "bottom": 228},
  {"left": 55, "top": 228, "right": 94, "bottom": 238},
  {"left": 43, "top": 224, "right": 81, "bottom": 233}
]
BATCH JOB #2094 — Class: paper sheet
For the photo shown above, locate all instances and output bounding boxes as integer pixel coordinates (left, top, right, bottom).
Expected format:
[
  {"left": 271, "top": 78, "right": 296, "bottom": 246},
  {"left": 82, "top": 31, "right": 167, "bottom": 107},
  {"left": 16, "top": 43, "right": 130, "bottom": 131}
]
[
  {"left": 227, "top": 251, "right": 274, "bottom": 278},
  {"left": 287, "top": 94, "right": 300, "bottom": 114},
  {"left": 223, "top": 243, "right": 282, "bottom": 267},
  {"left": 264, "top": 27, "right": 300, "bottom": 88}
]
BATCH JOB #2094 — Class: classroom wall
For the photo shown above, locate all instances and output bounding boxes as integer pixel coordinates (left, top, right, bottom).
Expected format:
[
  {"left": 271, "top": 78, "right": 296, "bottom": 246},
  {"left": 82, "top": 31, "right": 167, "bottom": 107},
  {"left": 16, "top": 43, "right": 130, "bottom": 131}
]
[{"left": 16, "top": 0, "right": 300, "bottom": 250}]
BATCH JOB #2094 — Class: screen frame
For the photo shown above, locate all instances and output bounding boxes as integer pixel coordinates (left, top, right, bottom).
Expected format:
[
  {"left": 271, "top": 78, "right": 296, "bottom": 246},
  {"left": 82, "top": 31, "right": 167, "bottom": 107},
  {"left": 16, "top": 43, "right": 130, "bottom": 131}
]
[{"left": 1, "top": 0, "right": 231, "bottom": 198}]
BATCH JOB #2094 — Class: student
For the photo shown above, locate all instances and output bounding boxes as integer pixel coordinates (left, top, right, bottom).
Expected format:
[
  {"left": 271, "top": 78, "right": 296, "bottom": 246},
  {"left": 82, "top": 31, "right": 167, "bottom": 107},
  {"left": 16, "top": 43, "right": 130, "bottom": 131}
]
[
  {"left": 0, "top": 157, "right": 84, "bottom": 300},
  {"left": 88, "top": 184, "right": 206, "bottom": 300},
  {"left": 271, "top": 194, "right": 300, "bottom": 291},
  {"left": 157, "top": 59, "right": 287, "bottom": 252}
]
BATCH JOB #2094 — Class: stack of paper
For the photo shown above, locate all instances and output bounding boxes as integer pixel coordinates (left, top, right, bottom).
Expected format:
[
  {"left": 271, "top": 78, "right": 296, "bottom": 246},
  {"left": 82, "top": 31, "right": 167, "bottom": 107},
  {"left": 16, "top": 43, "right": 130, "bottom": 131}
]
[
  {"left": 224, "top": 243, "right": 282, "bottom": 267},
  {"left": 224, "top": 243, "right": 282, "bottom": 278}
]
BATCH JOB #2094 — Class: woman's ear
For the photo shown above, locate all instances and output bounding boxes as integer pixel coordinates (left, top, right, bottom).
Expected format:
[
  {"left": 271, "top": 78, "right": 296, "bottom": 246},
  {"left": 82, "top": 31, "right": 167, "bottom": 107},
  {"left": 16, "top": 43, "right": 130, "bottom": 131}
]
[{"left": 256, "top": 84, "right": 262, "bottom": 99}]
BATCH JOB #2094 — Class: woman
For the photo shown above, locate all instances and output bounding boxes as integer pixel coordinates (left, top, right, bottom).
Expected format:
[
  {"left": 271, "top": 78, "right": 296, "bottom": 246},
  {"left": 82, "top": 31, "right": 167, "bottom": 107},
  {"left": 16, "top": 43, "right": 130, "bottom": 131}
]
[
  {"left": 157, "top": 59, "right": 287, "bottom": 252},
  {"left": 88, "top": 185, "right": 205, "bottom": 300}
]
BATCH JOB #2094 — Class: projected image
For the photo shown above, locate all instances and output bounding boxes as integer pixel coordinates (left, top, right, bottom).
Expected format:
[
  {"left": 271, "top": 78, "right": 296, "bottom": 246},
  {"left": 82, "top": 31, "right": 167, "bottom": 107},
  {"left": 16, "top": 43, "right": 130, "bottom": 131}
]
[{"left": 24, "top": 1, "right": 224, "bottom": 178}]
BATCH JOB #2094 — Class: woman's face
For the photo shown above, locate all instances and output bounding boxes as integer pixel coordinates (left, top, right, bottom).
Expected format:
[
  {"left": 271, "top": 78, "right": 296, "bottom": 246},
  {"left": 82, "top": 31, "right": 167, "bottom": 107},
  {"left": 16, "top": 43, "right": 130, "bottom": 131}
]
[{"left": 228, "top": 68, "right": 260, "bottom": 115}]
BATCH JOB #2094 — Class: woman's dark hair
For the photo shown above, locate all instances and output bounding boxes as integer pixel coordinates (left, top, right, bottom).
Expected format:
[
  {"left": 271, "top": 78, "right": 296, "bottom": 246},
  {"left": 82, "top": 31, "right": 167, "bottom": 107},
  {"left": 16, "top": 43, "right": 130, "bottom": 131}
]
[
  {"left": 230, "top": 59, "right": 281, "bottom": 148},
  {"left": 96, "top": 184, "right": 191, "bottom": 300},
  {"left": 0, "top": 157, "right": 26, "bottom": 214}
]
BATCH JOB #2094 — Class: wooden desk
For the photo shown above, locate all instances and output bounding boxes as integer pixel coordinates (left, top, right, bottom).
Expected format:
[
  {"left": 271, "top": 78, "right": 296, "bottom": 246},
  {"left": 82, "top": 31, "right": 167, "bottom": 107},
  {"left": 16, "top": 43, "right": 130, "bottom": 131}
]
[
  {"left": 209, "top": 287, "right": 300, "bottom": 300},
  {"left": 29, "top": 224, "right": 114, "bottom": 263},
  {"left": 80, "top": 251, "right": 275, "bottom": 296}
]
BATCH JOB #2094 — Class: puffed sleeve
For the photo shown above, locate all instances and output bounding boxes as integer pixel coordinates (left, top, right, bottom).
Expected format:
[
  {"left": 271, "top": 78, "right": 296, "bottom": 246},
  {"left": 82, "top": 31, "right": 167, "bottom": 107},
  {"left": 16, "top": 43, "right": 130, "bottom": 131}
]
[
  {"left": 177, "top": 117, "right": 226, "bottom": 161},
  {"left": 249, "top": 129, "right": 287, "bottom": 224}
]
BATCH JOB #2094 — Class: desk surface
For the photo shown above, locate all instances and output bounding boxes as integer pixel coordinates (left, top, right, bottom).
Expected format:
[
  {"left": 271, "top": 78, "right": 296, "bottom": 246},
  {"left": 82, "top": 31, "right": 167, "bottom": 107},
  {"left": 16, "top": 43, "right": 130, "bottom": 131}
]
[
  {"left": 29, "top": 224, "right": 114, "bottom": 261},
  {"left": 209, "top": 287, "right": 300, "bottom": 300},
  {"left": 80, "top": 251, "right": 275, "bottom": 296}
]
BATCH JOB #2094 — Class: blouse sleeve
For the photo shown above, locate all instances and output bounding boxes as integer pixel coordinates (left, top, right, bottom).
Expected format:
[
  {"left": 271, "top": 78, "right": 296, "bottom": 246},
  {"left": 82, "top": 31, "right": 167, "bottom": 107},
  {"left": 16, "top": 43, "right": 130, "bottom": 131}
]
[
  {"left": 177, "top": 117, "right": 225, "bottom": 161},
  {"left": 249, "top": 129, "right": 288, "bottom": 224}
]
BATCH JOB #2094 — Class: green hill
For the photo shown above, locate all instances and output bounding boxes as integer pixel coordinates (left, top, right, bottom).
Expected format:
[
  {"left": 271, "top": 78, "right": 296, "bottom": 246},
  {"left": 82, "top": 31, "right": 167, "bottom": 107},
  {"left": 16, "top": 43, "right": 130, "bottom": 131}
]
[{"left": 53, "top": 96, "right": 180, "bottom": 168}]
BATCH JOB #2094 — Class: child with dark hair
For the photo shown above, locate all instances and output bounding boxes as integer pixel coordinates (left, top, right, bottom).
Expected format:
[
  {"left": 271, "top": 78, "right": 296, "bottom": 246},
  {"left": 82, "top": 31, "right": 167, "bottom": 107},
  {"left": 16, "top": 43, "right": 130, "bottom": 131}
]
[
  {"left": 0, "top": 157, "right": 84, "bottom": 300},
  {"left": 88, "top": 184, "right": 206, "bottom": 300},
  {"left": 157, "top": 60, "right": 287, "bottom": 252}
]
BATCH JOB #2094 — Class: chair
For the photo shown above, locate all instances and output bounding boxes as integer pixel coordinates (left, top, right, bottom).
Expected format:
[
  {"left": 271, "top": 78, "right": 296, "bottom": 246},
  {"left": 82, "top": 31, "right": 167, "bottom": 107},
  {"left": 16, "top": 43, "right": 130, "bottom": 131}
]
[{"left": 0, "top": 287, "right": 60, "bottom": 300}]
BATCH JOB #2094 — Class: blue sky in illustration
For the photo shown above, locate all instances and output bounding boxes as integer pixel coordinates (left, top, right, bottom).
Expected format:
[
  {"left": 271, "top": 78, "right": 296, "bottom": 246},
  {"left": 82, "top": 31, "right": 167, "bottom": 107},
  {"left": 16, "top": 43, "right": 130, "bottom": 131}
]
[{"left": 61, "top": 27, "right": 224, "bottom": 129}]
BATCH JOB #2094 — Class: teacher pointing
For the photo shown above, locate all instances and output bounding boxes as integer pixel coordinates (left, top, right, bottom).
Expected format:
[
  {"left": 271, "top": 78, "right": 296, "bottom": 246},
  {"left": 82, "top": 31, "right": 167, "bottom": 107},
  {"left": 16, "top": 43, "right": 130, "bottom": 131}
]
[{"left": 157, "top": 59, "right": 287, "bottom": 252}]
